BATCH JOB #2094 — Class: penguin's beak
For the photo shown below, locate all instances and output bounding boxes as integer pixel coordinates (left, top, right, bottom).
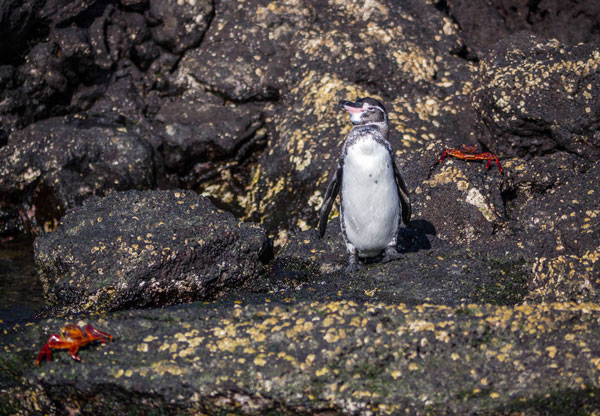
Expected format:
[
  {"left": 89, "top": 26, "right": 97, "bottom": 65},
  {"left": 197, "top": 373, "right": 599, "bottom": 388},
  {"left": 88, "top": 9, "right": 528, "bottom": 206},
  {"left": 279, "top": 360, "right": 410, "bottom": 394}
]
[{"left": 339, "top": 100, "right": 364, "bottom": 114}]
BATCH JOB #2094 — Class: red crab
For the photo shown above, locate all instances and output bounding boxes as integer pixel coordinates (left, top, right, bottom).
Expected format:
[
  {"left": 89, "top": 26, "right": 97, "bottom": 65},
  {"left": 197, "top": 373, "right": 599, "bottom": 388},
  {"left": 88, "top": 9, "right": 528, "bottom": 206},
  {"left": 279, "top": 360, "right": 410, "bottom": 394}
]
[
  {"left": 439, "top": 144, "right": 503, "bottom": 173},
  {"left": 36, "top": 324, "right": 113, "bottom": 366}
]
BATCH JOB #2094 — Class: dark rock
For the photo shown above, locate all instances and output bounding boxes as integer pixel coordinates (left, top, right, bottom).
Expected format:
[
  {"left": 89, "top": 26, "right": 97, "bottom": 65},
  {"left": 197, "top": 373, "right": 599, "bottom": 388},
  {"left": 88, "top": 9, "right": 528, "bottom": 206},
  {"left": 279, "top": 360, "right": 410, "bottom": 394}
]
[
  {"left": 416, "top": 148, "right": 506, "bottom": 245},
  {"left": 0, "top": 114, "right": 159, "bottom": 231},
  {"left": 174, "top": 0, "right": 295, "bottom": 101},
  {"left": 39, "top": 0, "right": 106, "bottom": 26},
  {"left": 444, "top": 0, "right": 509, "bottom": 56},
  {"left": 2, "top": 300, "right": 600, "bottom": 414},
  {"left": 239, "top": 0, "right": 471, "bottom": 239},
  {"left": 155, "top": 98, "right": 264, "bottom": 174},
  {"left": 149, "top": 95, "right": 268, "bottom": 217},
  {"left": 472, "top": 33, "right": 600, "bottom": 160},
  {"left": 505, "top": 154, "right": 597, "bottom": 256},
  {"left": 0, "top": 0, "right": 166, "bottom": 134},
  {"left": 258, "top": 219, "right": 530, "bottom": 307},
  {"left": 444, "top": 0, "right": 600, "bottom": 58},
  {"left": 493, "top": 0, "right": 600, "bottom": 45},
  {"left": 0, "top": 0, "right": 45, "bottom": 64},
  {"left": 119, "top": 0, "right": 146, "bottom": 9},
  {"left": 34, "top": 190, "right": 271, "bottom": 315},
  {"left": 509, "top": 158, "right": 600, "bottom": 303},
  {"left": 177, "top": 42, "right": 282, "bottom": 102},
  {"left": 148, "top": 0, "right": 213, "bottom": 55}
]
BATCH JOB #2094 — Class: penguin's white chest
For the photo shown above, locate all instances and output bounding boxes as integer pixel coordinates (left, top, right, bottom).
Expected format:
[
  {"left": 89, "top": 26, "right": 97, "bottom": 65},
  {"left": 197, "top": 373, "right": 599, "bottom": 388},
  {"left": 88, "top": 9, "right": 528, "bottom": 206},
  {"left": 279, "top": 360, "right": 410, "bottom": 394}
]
[{"left": 341, "top": 139, "right": 399, "bottom": 256}]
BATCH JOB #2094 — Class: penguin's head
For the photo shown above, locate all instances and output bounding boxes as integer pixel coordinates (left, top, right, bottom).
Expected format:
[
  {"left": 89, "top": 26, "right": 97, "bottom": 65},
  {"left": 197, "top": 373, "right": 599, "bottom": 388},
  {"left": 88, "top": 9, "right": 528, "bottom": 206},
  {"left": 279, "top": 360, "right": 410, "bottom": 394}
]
[{"left": 339, "top": 97, "right": 387, "bottom": 126}]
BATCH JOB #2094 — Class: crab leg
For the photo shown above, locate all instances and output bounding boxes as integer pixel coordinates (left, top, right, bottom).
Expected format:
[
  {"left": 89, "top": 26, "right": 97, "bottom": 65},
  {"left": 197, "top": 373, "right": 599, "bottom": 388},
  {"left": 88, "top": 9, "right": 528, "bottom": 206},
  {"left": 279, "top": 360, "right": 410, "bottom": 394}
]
[
  {"left": 69, "top": 345, "right": 82, "bottom": 361},
  {"left": 36, "top": 343, "right": 53, "bottom": 366},
  {"left": 478, "top": 152, "right": 503, "bottom": 173},
  {"left": 84, "top": 324, "right": 113, "bottom": 343}
]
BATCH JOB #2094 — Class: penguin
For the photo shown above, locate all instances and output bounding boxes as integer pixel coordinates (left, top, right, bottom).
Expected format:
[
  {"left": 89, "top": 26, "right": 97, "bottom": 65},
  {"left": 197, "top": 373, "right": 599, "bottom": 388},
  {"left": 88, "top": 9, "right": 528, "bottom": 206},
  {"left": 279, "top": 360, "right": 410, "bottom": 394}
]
[{"left": 318, "top": 97, "right": 411, "bottom": 273}]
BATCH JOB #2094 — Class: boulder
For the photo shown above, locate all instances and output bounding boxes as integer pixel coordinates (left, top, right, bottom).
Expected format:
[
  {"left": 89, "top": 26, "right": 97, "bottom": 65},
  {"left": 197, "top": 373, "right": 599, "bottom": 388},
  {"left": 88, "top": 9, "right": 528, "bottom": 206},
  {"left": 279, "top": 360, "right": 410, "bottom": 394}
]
[
  {"left": 154, "top": 98, "right": 264, "bottom": 183},
  {"left": 472, "top": 33, "right": 600, "bottom": 160},
  {"left": 0, "top": 114, "right": 160, "bottom": 234},
  {"left": 148, "top": 0, "right": 213, "bottom": 55},
  {"left": 174, "top": 0, "right": 292, "bottom": 102},
  {"left": 0, "top": 0, "right": 45, "bottom": 62},
  {"left": 492, "top": 0, "right": 600, "bottom": 45},
  {"left": 34, "top": 190, "right": 271, "bottom": 315},
  {"left": 235, "top": 0, "right": 472, "bottom": 241}
]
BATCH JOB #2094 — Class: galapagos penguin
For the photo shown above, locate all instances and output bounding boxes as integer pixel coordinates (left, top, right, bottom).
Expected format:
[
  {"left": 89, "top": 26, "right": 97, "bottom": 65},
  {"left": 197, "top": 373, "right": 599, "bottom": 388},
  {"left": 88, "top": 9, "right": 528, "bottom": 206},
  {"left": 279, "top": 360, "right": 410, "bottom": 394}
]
[{"left": 319, "top": 97, "right": 411, "bottom": 273}]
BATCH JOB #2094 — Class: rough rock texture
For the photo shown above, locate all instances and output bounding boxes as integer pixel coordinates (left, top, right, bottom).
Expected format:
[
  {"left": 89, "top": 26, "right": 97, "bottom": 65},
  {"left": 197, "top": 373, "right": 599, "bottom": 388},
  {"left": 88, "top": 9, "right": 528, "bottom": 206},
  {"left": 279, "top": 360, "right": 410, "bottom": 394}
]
[
  {"left": 154, "top": 97, "right": 266, "bottom": 194},
  {"left": 148, "top": 0, "right": 213, "bottom": 55},
  {"left": 239, "top": 0, "right": 470, "bottom": 241},
  {"left": 34, "top": 190, "right": 271, "bottom": 315},
  {"left": 0, "top": 114, "right": 160, "bottom": 234},
  {"left": 2, "top": 301, "right": 600, "bottom": 414},
  {"left": 492, "top": 0, "right": 600, "bottom": 46},
  {"left": 260, "top": 221, "right": 530, "bottom": 307},
  {"left": 1, "top": 0, "right": 600, "bottom": 413},
  {"left": 472, "top": 33, "right": 600, "bottom": 160}
]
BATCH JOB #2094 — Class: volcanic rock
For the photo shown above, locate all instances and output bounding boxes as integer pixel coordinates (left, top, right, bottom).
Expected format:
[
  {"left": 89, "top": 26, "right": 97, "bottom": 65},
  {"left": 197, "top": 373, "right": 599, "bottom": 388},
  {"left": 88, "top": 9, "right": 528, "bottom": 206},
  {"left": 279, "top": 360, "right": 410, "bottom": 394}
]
[
  {"left": 2, "top": 300, "right": 600, "bottom": 414},
  {"left": 0, "top": 113, "right": 159, "bottom": 234},
  {"left": 34, "top": 190, "right": 271, "bottom": 315}
]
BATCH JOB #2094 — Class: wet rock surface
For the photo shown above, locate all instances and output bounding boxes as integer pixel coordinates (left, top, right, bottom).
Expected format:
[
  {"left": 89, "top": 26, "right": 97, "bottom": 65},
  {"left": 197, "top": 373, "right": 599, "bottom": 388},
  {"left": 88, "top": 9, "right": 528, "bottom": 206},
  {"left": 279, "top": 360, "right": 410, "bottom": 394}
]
[
  {"left": 33, "top": 190, "right": 271, "bottom": 315},
  {"left": 1, "top": 0, "right": 600, "bottom": 413}
]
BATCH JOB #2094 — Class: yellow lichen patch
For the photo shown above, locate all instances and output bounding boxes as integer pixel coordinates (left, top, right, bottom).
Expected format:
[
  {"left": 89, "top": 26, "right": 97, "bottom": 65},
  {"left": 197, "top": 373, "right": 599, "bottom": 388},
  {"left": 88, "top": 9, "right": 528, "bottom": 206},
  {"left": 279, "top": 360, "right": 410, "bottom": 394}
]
[
  {"left": 409, "top": 320, "right": 435, "bottom": 332},
  {"left": 324, "top": 329, "right": 340, "bottom": 343},
  {"left": 424, "top": 166, "right": 468, "bottom": 188},
  {"left": 150, "top": 360, "right": 188, "bottom": 376},
  {"left": 358, "top": 21, "right": 438, "bottom": 83},
  {"left": 254, "top": 355, "right": 267, "bottom": 366},
  {"left": 529, "top": 249, "right": 600, "bottom": 302}
]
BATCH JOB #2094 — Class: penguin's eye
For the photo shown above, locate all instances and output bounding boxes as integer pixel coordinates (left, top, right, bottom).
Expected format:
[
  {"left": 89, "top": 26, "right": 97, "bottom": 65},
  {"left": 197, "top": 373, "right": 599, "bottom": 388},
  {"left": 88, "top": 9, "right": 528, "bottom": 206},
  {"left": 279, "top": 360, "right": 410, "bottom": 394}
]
[{"left": 366, "top": 107, "right": 376, "bottom": 112}]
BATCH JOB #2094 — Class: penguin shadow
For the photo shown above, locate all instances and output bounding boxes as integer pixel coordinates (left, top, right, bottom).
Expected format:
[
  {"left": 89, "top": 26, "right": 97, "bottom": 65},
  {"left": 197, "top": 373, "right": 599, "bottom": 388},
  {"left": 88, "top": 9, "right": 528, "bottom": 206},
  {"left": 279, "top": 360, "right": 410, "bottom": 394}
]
[{"left": 397, "top": 219, "right": 437, "bottom": 253}]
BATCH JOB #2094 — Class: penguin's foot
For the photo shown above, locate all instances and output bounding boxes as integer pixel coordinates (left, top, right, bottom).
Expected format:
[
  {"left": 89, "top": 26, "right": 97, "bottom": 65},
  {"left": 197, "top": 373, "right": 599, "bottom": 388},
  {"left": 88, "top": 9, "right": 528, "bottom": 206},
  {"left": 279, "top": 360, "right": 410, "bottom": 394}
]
[
  {"left": 382, "top": 246, "right": 403, "bottom": 263},
  {"left": 344, "top": 252, "right": 364, "bottom": 274},
  {"left": 344, "top": 261, "right": 364, "bottom": 274}
]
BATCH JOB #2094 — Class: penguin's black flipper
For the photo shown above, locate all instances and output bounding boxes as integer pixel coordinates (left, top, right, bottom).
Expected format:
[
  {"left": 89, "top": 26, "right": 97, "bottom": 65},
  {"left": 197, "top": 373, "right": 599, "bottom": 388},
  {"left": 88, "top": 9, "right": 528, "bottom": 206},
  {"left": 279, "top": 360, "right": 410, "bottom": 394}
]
[
  {"left": 392, "top": 158, "right": 412, "bottom": 225},
  {"left": 319, "top": 161, "right": 343, "bottom": 238}
]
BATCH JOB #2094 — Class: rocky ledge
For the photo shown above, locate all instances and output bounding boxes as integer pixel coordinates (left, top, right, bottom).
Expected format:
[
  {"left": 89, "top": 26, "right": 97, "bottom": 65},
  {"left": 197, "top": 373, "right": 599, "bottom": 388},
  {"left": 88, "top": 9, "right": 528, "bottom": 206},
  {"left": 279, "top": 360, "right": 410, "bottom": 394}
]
[{"left": 2, "top": 301, "right": 600, "bottom": 415}]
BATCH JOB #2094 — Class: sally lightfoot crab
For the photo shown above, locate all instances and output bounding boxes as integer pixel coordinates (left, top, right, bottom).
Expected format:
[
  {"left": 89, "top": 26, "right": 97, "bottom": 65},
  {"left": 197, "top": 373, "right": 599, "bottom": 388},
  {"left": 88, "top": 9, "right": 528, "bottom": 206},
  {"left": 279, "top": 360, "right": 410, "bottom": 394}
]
[
  {"left": 36, "top": 324, "right": 113, "bottom": 366},
  {"left": 439, "top": 144, "right": 503, "bottom": 173}
]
